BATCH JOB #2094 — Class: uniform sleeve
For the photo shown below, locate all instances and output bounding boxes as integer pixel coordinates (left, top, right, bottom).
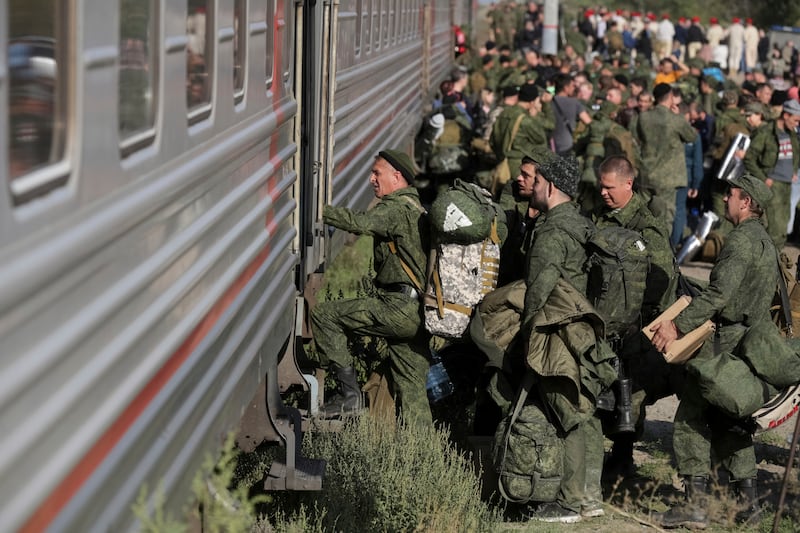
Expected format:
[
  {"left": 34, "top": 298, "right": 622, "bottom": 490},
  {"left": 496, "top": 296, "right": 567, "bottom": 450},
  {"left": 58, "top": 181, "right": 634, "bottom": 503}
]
[
  {"left": 673, "top": 230, "right": 753, "bottom": 332},
  {"left": 744, "top": 128, "right": 769, "bottom": 182},
  {"left": 677, "top": 115, "right": 699, "bottom": 143},
  {"left": 691, "top": 132, "right": 704, "bottom": 188},
  {"left": 323, "top": 200, "right": 397, "bottom": 238},
  {"left": 523, "top": 229, "right": 567, "bottom": 325}
]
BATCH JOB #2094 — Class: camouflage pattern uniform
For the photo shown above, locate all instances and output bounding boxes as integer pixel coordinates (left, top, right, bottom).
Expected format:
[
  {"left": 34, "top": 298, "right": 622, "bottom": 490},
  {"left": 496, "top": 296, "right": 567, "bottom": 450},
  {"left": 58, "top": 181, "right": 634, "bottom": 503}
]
[
  {"left": 709, "top": 108, "right": 749, "bottom": 237},
  {"left": 490, "top": 104, "right": 549, "bottom": 182},
  {"left": 632, "top": 105, "right": 699, "bottom": 230},
  {"left": 522, "top": 202, "right": 602, "bottom": 513},
  {"left": 311, "top": 187, "right": 432, "bottom": 426},
  {"left": 744, "top": 121, "right": 800, "bottom": 248},
  {"left": 672, "top": 218, "right": 777, "bottom": 481}
]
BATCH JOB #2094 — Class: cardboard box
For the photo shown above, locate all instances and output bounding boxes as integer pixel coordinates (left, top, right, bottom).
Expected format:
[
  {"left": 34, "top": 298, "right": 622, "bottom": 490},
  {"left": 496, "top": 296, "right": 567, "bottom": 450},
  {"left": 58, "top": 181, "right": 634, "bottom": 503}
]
[{"left": 643, "top": 295, "right": 715, "bottom": 363}]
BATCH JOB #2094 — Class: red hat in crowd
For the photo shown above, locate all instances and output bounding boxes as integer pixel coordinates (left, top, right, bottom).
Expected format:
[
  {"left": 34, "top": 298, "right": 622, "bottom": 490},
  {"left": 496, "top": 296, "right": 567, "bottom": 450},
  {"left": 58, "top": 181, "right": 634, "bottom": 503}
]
[
  {"left": 710, "top": 17, "right": 718, "bottom": 24},
  {"left": 647, "top": 13, "right": 656, "bottom": 21},
  {"left": 632, "top": 11, "right": 641, "bottom": 18},
  {"left": 732, "top": 17, "right": 741, "bottom": 23},
  {"left": 692, "top": 16, "right": 700, "bottom": 23},
  {"left": 585, "top": 8, "right": 594, "bottom": 17},
  {"left": 679, "top": 17, "right": 686, "bottom": 23},
  {"left": 616, "top": 9, "right": 623, "bottom": 15},
  {"left": 662, "top": 13, "right": 670, "bottom": 19},
  {"left": 746, "top": 18, "right": 753, "bottom": 24}
]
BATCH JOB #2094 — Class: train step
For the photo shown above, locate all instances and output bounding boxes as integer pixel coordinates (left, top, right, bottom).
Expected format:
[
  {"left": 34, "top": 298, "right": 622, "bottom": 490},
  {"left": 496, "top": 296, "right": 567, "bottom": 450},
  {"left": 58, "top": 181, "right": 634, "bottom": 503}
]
[{"left": 265, "top": 456, "right": 326, "bottom": 491}]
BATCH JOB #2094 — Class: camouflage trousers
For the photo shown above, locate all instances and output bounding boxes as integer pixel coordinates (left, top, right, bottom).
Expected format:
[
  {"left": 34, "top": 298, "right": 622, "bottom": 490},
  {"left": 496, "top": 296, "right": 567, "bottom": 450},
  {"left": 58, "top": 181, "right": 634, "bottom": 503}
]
[
  {"left": 765, "top": 180, "right": 791, "bottom": 249},
  {"left": 310, "top": 290, "right": 432, "bottom": 426},
  {"left": 673, "top": 325, "right": 756, "bottom": 480},
  {"left": 539, "top": 378, "right": 604, "bottom": 512}
]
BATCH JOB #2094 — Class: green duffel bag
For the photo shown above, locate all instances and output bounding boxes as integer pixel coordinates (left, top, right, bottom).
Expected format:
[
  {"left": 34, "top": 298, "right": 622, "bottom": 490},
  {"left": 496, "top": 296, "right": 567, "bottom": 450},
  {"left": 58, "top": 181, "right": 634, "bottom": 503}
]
[
  {"left": 493, "top": 372, "right": 564, "bottom": 504},
  {"left": 688, "top": 352, "right": 777, "bottom": 419}
]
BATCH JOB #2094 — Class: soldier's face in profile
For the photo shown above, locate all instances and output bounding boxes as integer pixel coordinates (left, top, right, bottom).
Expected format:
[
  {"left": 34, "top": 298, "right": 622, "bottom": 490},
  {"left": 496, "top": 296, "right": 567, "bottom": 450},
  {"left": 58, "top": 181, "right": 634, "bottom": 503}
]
[
  {"left": 516, "top": 162, "right": 537, "bottom": 198},
  {"left": 370, "top": 158, "right": 401, "bottom": 199},
  {"left": 724, "top": 186, "right": 746, "bottom": 223},
  {"left": 531, "top": 172, "right": 550, "bottom": 210},
  {"left": 599, "top": 171, "right": 633, "bottom": 209}
]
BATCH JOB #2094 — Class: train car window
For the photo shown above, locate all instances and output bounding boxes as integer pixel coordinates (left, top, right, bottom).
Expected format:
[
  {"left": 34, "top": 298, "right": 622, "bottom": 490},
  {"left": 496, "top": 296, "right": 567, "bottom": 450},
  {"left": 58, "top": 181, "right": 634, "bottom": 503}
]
[
  {"left": 187, "top": 0, "right": 213, "bottom": 122},
  {"left": 354, "top": 0, "right": 362, "bottom": 57},
  {"left": 7, "top": 0, "right": 68, "bottom": 200},
  {"left": 362, "top": 0, "right": 370, "bottom": 54},
  {"left": 264, "top": 0, "right": 274, "bottom": 90},
  {"left": 233, "top": 0, "right": 245, "bottom": 102},
  {"left": 119, "top": 0, "right": 157, "bottom": 155},
  {"left": 371, "top": 0, "right": 379, "bottom": 51},
  {"left": 382, "top": 0, "right": 390, "bottom": 48}
]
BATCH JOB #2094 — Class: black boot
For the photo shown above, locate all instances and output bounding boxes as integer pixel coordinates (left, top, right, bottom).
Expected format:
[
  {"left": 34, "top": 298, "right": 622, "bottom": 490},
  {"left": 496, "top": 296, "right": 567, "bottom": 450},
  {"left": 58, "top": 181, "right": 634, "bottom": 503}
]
[
  {"left": 323, "top": 366, "right": 363, "bottom": 417},
  {"left": 609, "top": 377, "right": 635, "bottom": 434},
  {"left": 654, "top": 475, "right": 709, "bottom": 529},
  {"left": 733, "top": 478, "right": 760, "bottom": 524}
]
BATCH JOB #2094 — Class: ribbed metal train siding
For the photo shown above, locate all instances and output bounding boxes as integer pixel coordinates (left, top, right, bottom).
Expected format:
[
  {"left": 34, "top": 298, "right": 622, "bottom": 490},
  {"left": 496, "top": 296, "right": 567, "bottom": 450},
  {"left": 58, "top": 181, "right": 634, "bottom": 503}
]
[{"left": 0, "top": 1, "right": 299, "bottom": 531}]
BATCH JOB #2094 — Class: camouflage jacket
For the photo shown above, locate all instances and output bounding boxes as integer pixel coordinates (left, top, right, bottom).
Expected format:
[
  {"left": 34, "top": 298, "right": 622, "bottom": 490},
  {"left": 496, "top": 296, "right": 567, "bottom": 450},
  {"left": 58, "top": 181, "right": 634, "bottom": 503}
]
[
  {"left": 323, "top": 187, "right": 429, "bottom": 289},
  {"left": 523, "top": 202, "right": 593, "bottom": 327},
  {"left": 710, "top": 110, "right": 749, "bottom": 161},
  {"left": 674, "top": 217, "right": 777, "bottom": 333},
  {"left": 490, "top": 104, "right": 549, "bottom": 164},
  {"left": 593, "top": 193, "right": 678, "bottom": 322},
  {"left": 633, "top": 105, "right": 699, "bottom": 190},
  {"left": 744, "top": 121, "right": 800, "bottom": 182}
]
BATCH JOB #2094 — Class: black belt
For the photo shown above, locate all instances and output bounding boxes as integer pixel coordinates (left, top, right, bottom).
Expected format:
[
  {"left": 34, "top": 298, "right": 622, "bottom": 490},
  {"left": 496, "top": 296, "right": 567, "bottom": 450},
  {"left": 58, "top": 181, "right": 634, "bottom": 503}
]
[{"left": 378, "top": 283, "right": 420, "bottom": 300}]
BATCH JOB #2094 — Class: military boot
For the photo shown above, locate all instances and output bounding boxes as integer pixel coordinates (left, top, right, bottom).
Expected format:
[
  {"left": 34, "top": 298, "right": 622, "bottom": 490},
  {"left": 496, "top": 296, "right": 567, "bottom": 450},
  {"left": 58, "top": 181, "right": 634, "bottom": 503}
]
[
  {"left": 609, "top": 377, "right": 635, "bottom": 434},
  {"left": 732, "top": 478, "right": 761, "bottom": 524},
  {"left": 654, "top": 475, "right": 709, "bottom": 529},
  {"left": 323, "top": 366, "right": 363, "bottom": 417},
  {"left": 603, "top": 433, "right": 636, "bottom": 482}
]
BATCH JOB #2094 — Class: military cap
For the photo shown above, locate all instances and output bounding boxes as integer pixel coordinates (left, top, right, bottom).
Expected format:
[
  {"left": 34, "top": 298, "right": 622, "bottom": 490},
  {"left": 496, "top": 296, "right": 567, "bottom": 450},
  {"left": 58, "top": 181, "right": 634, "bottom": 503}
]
[
  {"left": 521, "top": 147, "right": 556, "bottom": 166},
  {"left": 744, "top": 102, "right": 765, "bottom": 116},
  {"left": 538, "top": 155, "right": 580, "bottom": 198},
  {"left": 783, "top": 98, "right": 800, "bottom": 116},
  {"left": 481, "top": 55, "right": 494, "bottom": 66},
  {"left": 687, "top": 57, "right": 706, "bottom": 70},
  {"left": 518, "top": 83, "right": 540, "bottom": 102},
  {"left": 501, "top": 85, "right": 519, "bottom": 97},
  {"left": 721, "top": 89, "right": 739, "bottom": 106},
  {"left": 702, "top": 75, "right": 719, "bottom": 89},
  {"left": 378, "top": 149, "right": 416, "bottom": 184},
  {"left": 728, "top": 173, "right": 773, "bottom": 208}
]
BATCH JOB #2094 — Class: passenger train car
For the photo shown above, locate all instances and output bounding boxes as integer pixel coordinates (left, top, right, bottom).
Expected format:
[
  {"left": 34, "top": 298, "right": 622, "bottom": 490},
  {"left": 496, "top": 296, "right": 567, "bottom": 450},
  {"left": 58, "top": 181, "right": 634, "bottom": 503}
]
[{"left": 0, "top": 0, "right": 473, "bottom": 531}]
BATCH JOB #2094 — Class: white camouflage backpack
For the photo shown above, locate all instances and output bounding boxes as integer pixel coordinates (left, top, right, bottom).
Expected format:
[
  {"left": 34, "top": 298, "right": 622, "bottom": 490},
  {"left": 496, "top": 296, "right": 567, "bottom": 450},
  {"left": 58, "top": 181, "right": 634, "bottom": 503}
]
[{"left": 423, "top": 180, "right": 506, "bottom": 338}]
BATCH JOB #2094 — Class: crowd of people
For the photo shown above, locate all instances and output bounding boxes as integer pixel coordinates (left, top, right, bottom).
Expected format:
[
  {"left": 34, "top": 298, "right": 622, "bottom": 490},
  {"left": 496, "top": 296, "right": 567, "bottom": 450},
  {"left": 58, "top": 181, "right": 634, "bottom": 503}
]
[{"left": 306, "top": 1, "right": 800, "bottom": 529}]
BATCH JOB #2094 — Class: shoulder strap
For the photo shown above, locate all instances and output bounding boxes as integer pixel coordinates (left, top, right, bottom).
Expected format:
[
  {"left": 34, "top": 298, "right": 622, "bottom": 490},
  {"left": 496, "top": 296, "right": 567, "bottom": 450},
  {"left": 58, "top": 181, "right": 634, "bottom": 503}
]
[
  {"left": 386, "top": 194, "right": 427, "bottom": 292},
  {"left": 505, "top": 113, "right": 526, "bottom": 152},
  {"left": 497, "top": 370, "right": 537, "bottom": 503},
  {"left": 552, "top": 97, "right": 573, "bottom": 135}
]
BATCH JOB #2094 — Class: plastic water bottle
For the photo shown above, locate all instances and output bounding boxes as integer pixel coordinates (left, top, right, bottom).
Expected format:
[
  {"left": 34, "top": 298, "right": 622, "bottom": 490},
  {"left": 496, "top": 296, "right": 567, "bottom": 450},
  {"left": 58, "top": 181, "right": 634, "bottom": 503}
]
[{"left": 426, "top": 351, "right": 454, "bottom": 403}]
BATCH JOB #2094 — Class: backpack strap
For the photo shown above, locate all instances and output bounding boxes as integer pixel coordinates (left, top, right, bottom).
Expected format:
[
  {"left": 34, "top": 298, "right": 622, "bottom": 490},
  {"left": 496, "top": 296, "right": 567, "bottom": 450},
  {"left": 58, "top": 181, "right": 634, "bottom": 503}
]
[
  {"left": 506, "top": 113, "right": 526, "bottom": 153},
  {"left": 387, "top": 194, "right": 427, "bottom": 292}
]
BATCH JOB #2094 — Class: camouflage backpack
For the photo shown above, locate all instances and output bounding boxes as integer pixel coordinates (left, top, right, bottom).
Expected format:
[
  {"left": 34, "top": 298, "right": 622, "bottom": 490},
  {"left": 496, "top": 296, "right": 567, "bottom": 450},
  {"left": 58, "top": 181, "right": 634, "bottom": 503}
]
[
  {"left": 585, "top": 226, "right": 650, "bottom": 339},
  {"left": 424, "top": 180, "right": 507, "bottom": 338},
  {"left": 493, "top": 371, "right": 564, "bottom": 503}
]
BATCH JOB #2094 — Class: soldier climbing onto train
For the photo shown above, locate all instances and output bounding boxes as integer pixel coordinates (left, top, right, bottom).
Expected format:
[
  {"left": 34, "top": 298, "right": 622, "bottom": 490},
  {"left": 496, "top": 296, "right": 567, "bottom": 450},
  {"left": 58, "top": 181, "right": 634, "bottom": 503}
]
[{"left": 310, "top": 149, "right": 433, "bottom": 426}]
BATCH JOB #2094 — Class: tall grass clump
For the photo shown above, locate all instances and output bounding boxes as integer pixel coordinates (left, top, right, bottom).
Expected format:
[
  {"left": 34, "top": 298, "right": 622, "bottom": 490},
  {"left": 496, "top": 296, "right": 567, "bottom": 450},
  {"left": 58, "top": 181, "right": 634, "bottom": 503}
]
[{"left": 269, "top": 414, "right": 500, "bottom": 532}]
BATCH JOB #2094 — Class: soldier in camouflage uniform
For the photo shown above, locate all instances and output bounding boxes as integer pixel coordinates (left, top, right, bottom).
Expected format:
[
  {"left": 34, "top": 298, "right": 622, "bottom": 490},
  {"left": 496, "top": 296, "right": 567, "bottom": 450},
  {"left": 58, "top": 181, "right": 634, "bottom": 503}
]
[
  {"left": 632, "top": 83, "right": 699, "bottom": 231},
  {"left": 522, "top": 156, "right": 604, "bottom": 523},
  {"left": 650, "top": 174, "right": 778, "bottom": 529},
  {"left": 743, "top": 99, "right": 800, "bottom": 249},
  {"left": 490, "top": 83, "right": 549, "bottom": 183},
  {"left": 592, "top": 156, "right": 681, "bottom": 480},
  {"left": 310, "top": 150, "right": 432, "bottom": 426}
]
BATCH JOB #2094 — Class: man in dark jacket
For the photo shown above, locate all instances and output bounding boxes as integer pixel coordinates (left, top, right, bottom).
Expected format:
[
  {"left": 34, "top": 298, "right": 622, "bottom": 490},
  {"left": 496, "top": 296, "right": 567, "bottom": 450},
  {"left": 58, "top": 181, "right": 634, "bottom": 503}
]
[
  {"left": 650, "top": 174, "right": 778, "bottom": 529},
  {"left": 311, "top": 150, "right": 432, "bottom": 426}
]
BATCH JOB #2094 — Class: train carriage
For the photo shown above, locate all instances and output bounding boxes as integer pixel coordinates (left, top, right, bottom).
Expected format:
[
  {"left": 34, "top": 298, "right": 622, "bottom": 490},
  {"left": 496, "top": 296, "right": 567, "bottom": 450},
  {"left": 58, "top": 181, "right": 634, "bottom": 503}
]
[{"left": 0, "top": 0, "right": 472, "bottom": 531}]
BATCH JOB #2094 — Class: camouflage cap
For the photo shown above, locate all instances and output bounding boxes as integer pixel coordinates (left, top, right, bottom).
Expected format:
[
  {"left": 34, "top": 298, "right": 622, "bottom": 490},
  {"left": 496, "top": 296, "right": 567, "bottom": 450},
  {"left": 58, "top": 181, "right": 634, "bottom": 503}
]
[
  {"left": 702, "top": 75, "right": 720, "bottom": 89},
  {"left": 728, "top": 173, "right": 773, "bottom": 208},
  {"left": 378, "top": 149, "right": 416, "bottom": 184},
  {"left": 538, "top": 155, "right": 580, "bottom": 198},
  {"left": 744, "top": 102, "right": 766, "bottom": 116},
  {"left": 521, "top": 147, "right": 556, "bottom": 167}
]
